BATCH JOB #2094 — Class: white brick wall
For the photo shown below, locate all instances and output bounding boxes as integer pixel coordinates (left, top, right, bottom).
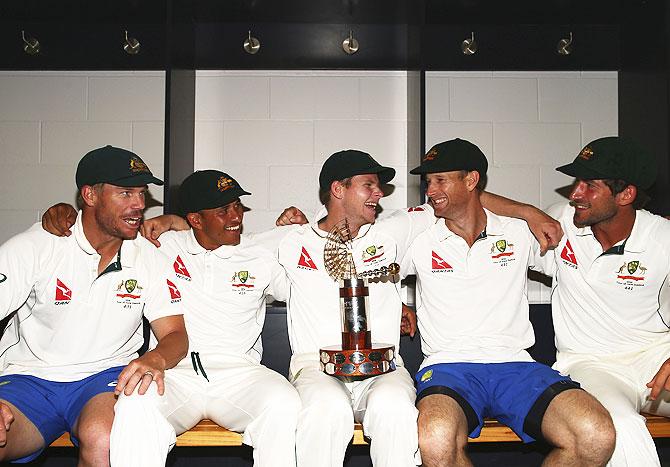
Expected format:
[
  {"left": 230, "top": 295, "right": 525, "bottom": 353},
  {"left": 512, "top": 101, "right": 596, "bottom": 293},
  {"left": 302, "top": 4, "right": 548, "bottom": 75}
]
[
  {"left": 194, "top": 70, "right": 411, "bottom": 232},
  {"left": 0, "top": 69, "right": 618, "bottom": 304},
  {"left": 0, "top": 71, "right": 165, "bottom": 244},
  {"left": 426, "top": 71, "right": 618, "bottom": 302}
]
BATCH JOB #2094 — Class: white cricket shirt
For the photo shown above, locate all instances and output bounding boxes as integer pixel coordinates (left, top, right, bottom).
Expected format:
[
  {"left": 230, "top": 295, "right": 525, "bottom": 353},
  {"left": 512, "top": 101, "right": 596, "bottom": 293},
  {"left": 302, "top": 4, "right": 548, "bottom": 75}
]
[
  {"left": 535, "top": 203, "right": 670, "bottom": 355},
  {"left": 271, "top": 205, "right": 435, "bottom": 360},
  {"left": 0, "top": 214, "right": 182, "bottom": 381},
  {"left": 158, "top": 230, "right": 287, "bottom": 367},
  {"left": 403, "top": 209, "right": 538, "bottom": 368}
]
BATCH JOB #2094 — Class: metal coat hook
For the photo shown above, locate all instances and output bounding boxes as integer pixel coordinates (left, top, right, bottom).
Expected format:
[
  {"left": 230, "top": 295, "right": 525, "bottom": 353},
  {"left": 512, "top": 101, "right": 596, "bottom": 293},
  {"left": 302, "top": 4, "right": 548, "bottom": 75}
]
[
  {"left": 461, "top": 32, "right": 477, "bottom": 55},
  {"left": 21, "top": 30, "right": 40, "bottom": 55},
  {"left": 244, "top": 30, "right": 260, "bottom": 54},
  {"left": 123, "top": 30, "right": 140, "bottom": 55},
  {"left": 342, "top": 30, "right": 359, "bottom": 55},
  {"left": 557, "top": 32, "right": 573, "bottom": 56}
]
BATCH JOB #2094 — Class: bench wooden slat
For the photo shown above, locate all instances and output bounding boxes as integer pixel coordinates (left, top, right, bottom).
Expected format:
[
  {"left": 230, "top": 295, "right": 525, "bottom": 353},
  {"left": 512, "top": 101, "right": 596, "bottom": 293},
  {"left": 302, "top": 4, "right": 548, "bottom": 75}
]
[{"left": 50, "top": 415, "right": 670, "bottom": 448}]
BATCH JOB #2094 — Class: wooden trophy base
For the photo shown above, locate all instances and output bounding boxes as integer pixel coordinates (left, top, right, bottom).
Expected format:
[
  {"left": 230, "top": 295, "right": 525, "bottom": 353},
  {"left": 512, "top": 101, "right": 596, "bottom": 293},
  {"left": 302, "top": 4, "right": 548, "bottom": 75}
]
[{"left": 319, "top": 344, "right": 396, "bottom": 378}]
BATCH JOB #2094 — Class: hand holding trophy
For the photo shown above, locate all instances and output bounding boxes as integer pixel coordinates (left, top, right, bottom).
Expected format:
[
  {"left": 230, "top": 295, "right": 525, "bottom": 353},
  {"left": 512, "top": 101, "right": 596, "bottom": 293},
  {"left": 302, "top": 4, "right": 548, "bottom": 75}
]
[{"left": 319, "top": 219, "right": 399, "bottom": 378}]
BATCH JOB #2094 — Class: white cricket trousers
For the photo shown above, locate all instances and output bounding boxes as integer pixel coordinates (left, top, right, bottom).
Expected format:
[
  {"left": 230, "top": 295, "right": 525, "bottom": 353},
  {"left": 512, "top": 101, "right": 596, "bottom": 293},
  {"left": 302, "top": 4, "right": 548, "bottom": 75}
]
[
  {"left": 110, "top": 356, "right": 301, "bottom": 467},
  {"left": 555, "top": 341, "right": 670, "bottom": 467},
  {"left": 290, "top": 357, "right": 419, "bottom": 467}
]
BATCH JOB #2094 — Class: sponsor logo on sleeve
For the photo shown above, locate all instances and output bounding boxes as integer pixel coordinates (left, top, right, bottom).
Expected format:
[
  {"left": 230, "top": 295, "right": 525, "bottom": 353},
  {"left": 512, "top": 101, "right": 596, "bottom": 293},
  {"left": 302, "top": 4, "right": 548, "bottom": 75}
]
[
  {"left": 173, "top": 255, "right": 192, "bottom": 281},
  {"left": 560, "top": 240, "right": 578, "bottom": 268},
  {"left": 167, "top": 279, "right": 182, "bottom": 302}
]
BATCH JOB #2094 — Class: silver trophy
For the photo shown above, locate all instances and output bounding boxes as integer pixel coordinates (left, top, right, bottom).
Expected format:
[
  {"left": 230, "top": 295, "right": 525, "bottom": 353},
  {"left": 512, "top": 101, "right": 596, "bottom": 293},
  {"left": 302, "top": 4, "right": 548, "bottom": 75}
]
[{"left": 319, "top": 219, "right": 398, "bottom": 378}]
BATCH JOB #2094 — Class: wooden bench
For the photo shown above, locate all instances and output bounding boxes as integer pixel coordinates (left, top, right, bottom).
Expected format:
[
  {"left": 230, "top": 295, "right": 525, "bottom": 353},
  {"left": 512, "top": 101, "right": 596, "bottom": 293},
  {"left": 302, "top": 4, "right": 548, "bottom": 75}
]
[{"left": 50, "top": 414, "right": 670, "bottom": 447}]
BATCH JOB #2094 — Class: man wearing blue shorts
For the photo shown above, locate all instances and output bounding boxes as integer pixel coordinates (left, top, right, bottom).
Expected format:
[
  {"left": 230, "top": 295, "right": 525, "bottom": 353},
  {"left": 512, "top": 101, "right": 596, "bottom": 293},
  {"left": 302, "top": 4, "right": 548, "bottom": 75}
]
[
  {"left": 0, "top": 146, "right": 188, "bottom": 465},
  {"left": 403, "top": 139, "right": 616, "bottom": 466}
]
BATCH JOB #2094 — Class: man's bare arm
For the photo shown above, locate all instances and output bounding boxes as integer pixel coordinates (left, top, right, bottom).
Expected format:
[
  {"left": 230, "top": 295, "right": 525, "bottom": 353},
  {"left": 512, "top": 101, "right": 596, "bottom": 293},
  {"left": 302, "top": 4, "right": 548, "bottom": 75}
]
[
  {"left": 139, "top": 215, "right": 189, "bottom": 247},
  {"left": 114, "top": 314, "right": 188, "bottom": 396}
]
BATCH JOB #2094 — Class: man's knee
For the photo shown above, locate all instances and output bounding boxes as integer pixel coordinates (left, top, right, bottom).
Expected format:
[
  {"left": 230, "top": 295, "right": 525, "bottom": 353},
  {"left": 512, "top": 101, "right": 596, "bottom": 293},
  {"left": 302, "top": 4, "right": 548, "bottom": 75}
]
[
  {"left": 572, "top": 408, "right": 616, "bottom": 461},
  {"left": 544, "top": 390, "right": 616, "bottom": 463},
  {"left": 78, "top": 416, "right": 112, "bottom": 457},
  {"left": 418, "top": 415, "right": 466, "bottom": 465}
]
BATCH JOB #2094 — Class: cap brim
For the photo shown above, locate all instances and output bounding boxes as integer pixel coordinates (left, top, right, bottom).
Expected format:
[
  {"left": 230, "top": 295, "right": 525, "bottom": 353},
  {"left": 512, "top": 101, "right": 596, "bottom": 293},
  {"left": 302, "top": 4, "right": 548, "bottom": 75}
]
[
  {"left": 409, "top": 161, "right": 473, "bottom": 175},
  {"left": 112, "top": 173, "right": 164, "bottom": 187},
  {"left": 376, "top": 166, "right": 396, "bottom": 184},
  {"left": 555, "top": 161, "right": 606, "bottom": 180}
]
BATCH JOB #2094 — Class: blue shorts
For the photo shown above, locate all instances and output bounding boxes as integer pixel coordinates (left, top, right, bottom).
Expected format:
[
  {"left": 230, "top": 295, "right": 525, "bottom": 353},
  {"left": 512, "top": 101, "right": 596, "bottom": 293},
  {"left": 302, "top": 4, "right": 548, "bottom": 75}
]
[
  {"left": 0, "top": 366, "right": 123, "bottom": 463},
  {"left": 415, "top": 362, "right": 580, "bottom": 443}
]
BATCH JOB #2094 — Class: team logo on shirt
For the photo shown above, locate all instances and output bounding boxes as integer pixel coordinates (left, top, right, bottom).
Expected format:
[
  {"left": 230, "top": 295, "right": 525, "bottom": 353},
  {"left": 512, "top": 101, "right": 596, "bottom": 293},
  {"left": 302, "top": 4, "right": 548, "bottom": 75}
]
[
  {"left": 297, "top": 247, "right": 318, "bottom": 270},
  {"left": 55, "top": 278, "right": 72, "bottom": 305},
  {"left": 420, "top": 369, "right": 433, "bottom": 382},
  {"left": 407, "top": 206, "right": 425, "bottom": 212},
  {"left": 560, "top": 240, "right": 578, "bottom": 268},
  {"left": 362, "top": 245, "right": 385, "bottom": 264},
  {"left": 173, "top": 255, "right": 192, "bottom": 281},
  {"left": 231, "top": 270, "right": 256, "bottom": 294},
  {"left": 166, "top": 279, "right": 182, "bottom": 302},
  {"left": 115, "top": 279, "right": 143, "bottom": 308},
  {"left": 431, "top": 251, "right": 453, "bottom": 273},
  {"left": 490, "top": 239, "right": 515, "bottom": 265},
  {"left": 616, "top": 260, "right": 647, "bottom": 289}
]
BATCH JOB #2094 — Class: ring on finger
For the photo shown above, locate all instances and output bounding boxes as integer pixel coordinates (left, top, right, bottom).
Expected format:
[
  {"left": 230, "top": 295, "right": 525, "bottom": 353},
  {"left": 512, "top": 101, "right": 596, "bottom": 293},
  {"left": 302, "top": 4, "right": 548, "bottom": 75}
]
[{"left": 143, "top": 370, "right": 154, "bottom": 379}]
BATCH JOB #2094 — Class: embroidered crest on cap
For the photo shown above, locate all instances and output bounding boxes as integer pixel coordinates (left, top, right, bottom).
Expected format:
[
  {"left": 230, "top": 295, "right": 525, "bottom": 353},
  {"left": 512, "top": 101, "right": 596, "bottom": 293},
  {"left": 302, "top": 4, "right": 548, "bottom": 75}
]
[
  {"left": 423, "top": 148, "right": 438, "bottom": 162},
  {"left": 578, "top": 146, "right": 594, "bottom": 161},
  {"left": 217, "top": 176, "right": 234, "bottom": 192},
  {"left": 129, "top": 157, "right": 150, "bottom": 173}
]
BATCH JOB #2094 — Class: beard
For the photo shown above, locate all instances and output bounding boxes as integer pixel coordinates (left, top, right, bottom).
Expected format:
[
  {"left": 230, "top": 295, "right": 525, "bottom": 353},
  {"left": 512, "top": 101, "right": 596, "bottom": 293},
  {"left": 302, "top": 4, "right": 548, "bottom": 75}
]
[
  {"left": 570, "top": 200, "right": 617, "bottom": 228},
  {"left": 94, "top": 207, "right": 142, "bottom": 240}
]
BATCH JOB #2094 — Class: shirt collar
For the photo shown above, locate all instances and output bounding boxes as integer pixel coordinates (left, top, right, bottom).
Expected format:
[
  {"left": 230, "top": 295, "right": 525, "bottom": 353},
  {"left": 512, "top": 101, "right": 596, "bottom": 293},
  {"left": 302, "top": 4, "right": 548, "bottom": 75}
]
[
  {"left": 72, "top": 210, "right": 137, "bottom": 272},
  {"left": 574, "top": 210, "right": 645, "bottom": 255},
  {"left": 310, "top": 205, "right": 373, "bottom": 241},
  {"left": 431, "top": 208, "right": 499, "bottom": 241},
  {"left": 184, "top": 229, "right": 238, "bottom": 259}
]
